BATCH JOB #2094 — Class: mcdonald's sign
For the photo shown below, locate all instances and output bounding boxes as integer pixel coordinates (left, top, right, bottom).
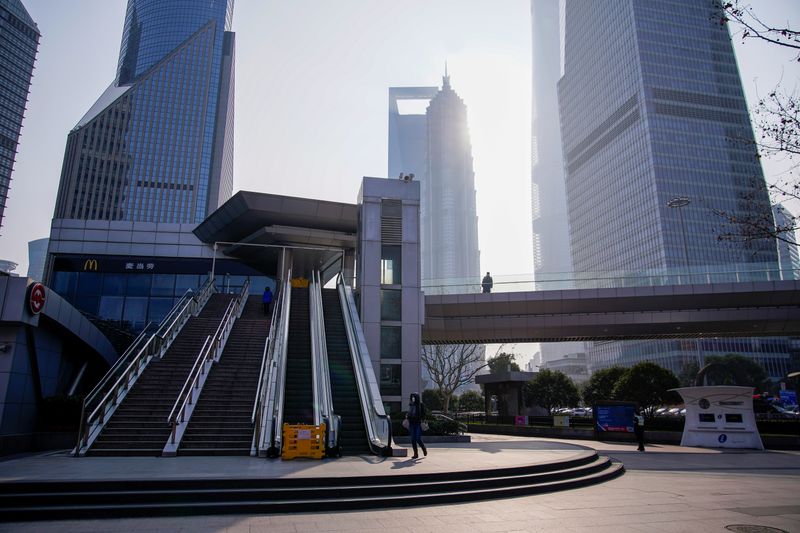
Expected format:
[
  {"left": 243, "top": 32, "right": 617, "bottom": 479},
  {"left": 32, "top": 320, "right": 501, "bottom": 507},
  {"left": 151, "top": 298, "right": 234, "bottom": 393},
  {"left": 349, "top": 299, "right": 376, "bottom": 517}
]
[{"left": 83, "top": 259, "right": 99, "bottom": 271}]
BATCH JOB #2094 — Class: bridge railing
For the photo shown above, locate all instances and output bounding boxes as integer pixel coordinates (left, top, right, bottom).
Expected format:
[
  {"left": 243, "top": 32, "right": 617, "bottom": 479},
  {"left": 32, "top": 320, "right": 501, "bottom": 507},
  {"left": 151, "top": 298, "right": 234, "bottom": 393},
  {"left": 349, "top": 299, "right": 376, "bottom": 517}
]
[{"left": 421, "top": 262, "right": 796, "bottom": 295}]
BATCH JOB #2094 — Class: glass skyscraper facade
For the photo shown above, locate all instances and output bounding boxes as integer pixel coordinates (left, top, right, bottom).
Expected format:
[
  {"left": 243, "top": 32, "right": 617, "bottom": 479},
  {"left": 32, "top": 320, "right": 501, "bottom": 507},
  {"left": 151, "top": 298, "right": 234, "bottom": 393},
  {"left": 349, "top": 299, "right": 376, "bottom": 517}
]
[
  {"left": 558, "top": 0, "right": 787, "bottom": 378},
  {"left": 0, "top": 0, "right": 39, "bottom": 233},
  {"left": 53, "top": 0, "right": 235, "bottom": 224}
]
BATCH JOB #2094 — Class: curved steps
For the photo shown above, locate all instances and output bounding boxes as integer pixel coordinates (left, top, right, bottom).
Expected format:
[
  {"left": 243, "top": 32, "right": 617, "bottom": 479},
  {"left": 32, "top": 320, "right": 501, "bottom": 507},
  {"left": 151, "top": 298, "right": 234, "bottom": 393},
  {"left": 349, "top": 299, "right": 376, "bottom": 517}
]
[{"left": 0, "top": 451, "right": 623, "bottom": 521}]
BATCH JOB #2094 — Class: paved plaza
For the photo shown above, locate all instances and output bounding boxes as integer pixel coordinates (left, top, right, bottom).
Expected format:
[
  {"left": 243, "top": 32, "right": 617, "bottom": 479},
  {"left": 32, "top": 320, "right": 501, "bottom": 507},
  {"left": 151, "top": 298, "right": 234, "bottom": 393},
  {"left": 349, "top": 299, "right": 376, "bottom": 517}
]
[{"left": 1, "top": 434, "right": 798, "bottom": 532}]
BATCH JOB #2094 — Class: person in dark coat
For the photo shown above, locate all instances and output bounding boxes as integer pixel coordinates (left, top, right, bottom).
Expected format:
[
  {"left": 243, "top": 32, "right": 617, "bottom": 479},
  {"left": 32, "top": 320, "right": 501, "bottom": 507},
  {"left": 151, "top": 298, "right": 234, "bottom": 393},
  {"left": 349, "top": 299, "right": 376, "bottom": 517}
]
[
  {"left": 262, "top": 287, "right": 273, "bottom": 315},
  {"left": 482, "top": 272, "right": 494, "bottom": 293},
  {"left": 634, "top": 409, "right": 645, "bottom": 452},
  {"left": 406, "top": 392, "right": 427, "bottom": 459}
]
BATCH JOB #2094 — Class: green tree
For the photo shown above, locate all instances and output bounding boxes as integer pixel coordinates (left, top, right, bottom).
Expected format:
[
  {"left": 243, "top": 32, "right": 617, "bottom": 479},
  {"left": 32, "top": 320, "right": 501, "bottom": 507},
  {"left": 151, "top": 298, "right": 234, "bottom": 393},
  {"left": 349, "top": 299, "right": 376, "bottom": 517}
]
[
  {"left": 678, "top": 360, "right": 701, "bottom": 388},
  {"left": 422, "top": 389, "right": 444, "bottom": 411},
  {"left": 612, "top": 362, "right": 680, "bottom": 418},
  {"left": 487, "top": 352, "right": 520, "bottom": 374},
  {"left": 703, "top": 353, "right": 769, "bottom": 390},
  {"left": 458, "top": 390, "right": 484, "bottom": 412},
  {"left": 523, "top": 370, "right": 580, "bottom": 415},
  {"left": 581, "top": 366, "right": 627, "bottom": 406}
]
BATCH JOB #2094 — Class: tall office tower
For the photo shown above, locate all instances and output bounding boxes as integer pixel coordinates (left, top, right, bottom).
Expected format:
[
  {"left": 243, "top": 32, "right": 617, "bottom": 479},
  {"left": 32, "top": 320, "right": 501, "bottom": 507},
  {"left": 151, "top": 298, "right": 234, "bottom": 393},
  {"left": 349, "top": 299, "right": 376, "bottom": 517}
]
[
  {"left": 530, "top": 0, "right": 585, "bottom": 367},
  {"left": 0, "top": 0, "right": 39, "bottom": 233},
  {"left": 26, "top": 237, "right": 47, "bottom": 280},
  {"left": 388, "top": 73, "right": 480, "bottom": 285},
  {"left": 53, "top": 0, "right": 235, "bottom": 224},
  {"left": 388, "top": 73, "right": 483, "bottom": 392},
  {"left": 773, "top": 204, "right": 800, "bottom": 279},
  {"left": 530, "top": 0, "right": 571, "bottom": 276},
  {"left": 559, "top": 0, "right": 787, "bottom": 377}
]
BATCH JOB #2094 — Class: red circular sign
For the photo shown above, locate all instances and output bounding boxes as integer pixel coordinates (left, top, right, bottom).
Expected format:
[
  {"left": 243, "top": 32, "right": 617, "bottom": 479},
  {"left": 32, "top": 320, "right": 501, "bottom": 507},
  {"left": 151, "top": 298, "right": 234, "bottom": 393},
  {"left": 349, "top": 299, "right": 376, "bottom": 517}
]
[{"left": 28, "top": 282, "right": 46, "bottom": 315}]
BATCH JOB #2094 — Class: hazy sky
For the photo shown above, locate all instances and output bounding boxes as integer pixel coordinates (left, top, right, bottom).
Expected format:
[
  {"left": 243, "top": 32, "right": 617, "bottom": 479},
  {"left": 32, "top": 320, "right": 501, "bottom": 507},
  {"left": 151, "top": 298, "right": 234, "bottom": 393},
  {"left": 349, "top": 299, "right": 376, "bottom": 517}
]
[{"left": 2, "top": 0, "right": 798, "bottom": 285}]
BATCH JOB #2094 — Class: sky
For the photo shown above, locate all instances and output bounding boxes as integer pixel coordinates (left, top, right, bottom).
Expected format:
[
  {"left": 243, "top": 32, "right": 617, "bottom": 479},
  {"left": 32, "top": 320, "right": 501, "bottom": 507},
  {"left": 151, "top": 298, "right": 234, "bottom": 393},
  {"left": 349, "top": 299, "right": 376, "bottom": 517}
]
[{"left": 1, "top": 1, "right": 798, "bottom": 326}]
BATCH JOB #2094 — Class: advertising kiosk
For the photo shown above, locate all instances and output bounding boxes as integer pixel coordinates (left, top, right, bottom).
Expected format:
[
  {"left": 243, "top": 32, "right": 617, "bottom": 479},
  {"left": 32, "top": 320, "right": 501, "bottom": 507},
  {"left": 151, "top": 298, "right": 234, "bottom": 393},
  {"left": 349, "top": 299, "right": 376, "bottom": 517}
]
[{"left": 672, "top": 386, "right": 764, "bottom": 450}]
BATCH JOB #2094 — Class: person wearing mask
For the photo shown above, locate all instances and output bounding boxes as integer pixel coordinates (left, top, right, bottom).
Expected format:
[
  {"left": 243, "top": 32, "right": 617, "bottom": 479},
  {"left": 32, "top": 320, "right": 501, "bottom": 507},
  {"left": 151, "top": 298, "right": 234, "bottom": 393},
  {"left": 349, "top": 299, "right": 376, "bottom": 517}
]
[{"left": 406, "top": 392, "right": 428, "bottom": 459}]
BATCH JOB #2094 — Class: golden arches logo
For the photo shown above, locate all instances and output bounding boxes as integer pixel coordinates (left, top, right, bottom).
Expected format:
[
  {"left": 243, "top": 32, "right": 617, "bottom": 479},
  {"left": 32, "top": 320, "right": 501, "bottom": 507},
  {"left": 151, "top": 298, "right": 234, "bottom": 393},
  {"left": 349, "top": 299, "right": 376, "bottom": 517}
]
[{"left": 83, "top": 259, "right": 98, "bottom": 271}]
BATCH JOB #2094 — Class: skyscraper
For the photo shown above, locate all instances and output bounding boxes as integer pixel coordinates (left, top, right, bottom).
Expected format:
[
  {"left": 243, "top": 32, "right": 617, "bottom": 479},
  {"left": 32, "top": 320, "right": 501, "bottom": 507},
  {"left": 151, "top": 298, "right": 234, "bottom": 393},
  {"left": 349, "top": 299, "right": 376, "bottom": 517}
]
[
  {"left": 773, "top": 204, "right": 800, "bottom": 279},
  {"left": 53, "top": 0, "right": 235, "bottom": 224},
  {"left": 0, "top": 0, "right": 39, "bottom": 233},
  {"left": 388, "top": 74, "right": 480, "bottom": 285},
  {"left": 530, "top": 0, "right": 570, "bottom": 277},
  {"left": 558, "top": 0, "right": 787, "bottom": 377}
]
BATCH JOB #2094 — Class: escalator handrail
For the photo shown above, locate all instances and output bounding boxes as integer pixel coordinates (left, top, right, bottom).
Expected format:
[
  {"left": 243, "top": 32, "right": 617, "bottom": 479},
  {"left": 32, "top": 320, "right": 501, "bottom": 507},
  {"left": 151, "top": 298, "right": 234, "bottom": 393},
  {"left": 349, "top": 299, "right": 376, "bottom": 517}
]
[
  {"left": 337, "top": 277, "right": 392, "bottom": 454},
  {"left": 262, "top": 270, "right": 292, "bottom": 455},
  {"left": 310, "top": 271, "right": 338, "bottom": 451},
  {"left": 252, "top": 282, "right": 282, "bottom": 423}
]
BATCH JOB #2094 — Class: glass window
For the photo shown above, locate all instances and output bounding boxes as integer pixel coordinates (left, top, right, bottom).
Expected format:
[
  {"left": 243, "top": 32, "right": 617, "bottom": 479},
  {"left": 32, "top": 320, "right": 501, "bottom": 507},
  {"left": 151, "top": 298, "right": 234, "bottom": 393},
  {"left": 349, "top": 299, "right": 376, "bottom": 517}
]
[
  {"left": 78, "top": 272, "right": 103, "bottom": 295},
  {"left": 127, "top": 274, "right": 151, "bottom": 296},
  {"left": 74, "top": 294, "right": 100, "bottom": 316},
  {"left": 102, "top": 273, "right": 127, "bottom": 296},
  {"left": 148, "top": 297, "right": 174, "bottom": 324},
  {"left": 381, "top": 245, "right": 402, "bottom": 285},
  {"left": 151, "top": 274, "right": 175, "bottom": 296},
  {"left": 175, "top": 274, "right": 200, "bottom": 295},
  {"left": 380, "top": 326, "right": 402, "bottom": 359},
  {"left": 98, "top": 296, "right": 124, "bottom": 321},
  {"left": 380, "top": 364, "right": 401, "bottom": 396},
  {"left": 52, "top": 271, "right": 78, "bottom": 300},
  {"left": 123, "top": 297, "right": 148, "bottom": 331},
  {"left": 383, "top": 401, "right": 402, "bottom": 415},
  {"left": 380, "top": 289, "right": 401, "bottom": 321}
]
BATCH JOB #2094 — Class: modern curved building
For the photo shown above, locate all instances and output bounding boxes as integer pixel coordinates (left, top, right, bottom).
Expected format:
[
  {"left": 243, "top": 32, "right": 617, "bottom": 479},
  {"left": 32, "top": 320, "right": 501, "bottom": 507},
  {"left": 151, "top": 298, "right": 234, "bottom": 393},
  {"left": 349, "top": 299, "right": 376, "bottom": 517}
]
[{"left": 52, "top": 0, "right": 235, "bottom": 224}]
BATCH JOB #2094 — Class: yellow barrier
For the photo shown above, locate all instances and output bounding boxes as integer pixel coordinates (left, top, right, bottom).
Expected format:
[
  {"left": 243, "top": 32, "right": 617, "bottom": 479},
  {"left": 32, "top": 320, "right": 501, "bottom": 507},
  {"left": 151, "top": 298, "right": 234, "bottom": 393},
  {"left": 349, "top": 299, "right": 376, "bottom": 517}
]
[
  {"left": 281, "top": 423, "right": 326, "bottom": 460},
  {"left": 290, "top": 278, "right": 309, "bottom": 288}
]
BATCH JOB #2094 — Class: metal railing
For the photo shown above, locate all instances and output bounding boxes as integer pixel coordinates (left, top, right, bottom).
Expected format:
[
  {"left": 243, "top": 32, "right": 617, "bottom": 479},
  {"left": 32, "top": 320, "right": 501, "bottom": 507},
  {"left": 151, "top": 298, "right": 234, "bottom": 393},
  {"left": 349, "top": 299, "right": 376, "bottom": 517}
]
[
  {"left": 250, "top": 281, "right": 283, "bottom": 455},
  {"left": 258, "top": 270, "right": 292, "bottom": 457},
  {"left": 310, "top": 270, "right": 339, "bottom": 454},
  {"left": 421, "top": 262, "right": 797, "bottom": 295},
  {"left": 165, "top": 279, "right": 249, "bottom": 452},
  {"left": 337, "top": 275, "right": 392, "bottom": 454},
  {"left": 74, "top": 279, "right": 217, "bottom": 456}
]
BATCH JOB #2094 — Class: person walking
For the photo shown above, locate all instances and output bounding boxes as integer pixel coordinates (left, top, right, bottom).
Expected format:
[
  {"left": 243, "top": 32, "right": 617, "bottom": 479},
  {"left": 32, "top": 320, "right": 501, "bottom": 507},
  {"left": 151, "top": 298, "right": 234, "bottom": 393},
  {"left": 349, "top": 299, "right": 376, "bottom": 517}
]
[
  {"left": 406, "top": 392, "right": 427, "bottom": 459},
  {"left": 481, "top": 272, "right": 494, "bottom": 294},
  {"left": 634, "top": 409, "right": 646, "bottom": 452},
  {"left": 262, "top": 286, "right": 273, "bottom": 315}
]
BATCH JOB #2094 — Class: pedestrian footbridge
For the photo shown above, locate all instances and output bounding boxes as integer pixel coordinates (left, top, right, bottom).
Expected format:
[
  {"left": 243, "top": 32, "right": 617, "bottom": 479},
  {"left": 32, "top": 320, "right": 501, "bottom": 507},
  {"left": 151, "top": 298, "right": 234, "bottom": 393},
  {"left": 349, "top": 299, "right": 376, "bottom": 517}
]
[{"left": 422, "top": 279, "right": 800, "bottom": 344}]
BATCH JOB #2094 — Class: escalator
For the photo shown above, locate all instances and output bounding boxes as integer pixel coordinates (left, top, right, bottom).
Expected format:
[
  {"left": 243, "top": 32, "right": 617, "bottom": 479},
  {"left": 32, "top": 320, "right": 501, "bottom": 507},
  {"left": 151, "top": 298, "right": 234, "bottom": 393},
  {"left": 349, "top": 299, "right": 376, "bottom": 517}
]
[
  {"left": 281, "top": 287, "right": 314, "bottom": 425},
  {"left": 321, "top": 288, "right": 370, "bottom": 455}
]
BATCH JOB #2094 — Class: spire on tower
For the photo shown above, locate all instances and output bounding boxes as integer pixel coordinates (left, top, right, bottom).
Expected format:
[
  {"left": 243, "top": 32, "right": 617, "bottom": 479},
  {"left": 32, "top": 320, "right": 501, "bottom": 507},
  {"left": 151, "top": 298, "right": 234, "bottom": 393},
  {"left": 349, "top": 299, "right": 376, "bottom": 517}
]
[{"left": 443, "top": 60, "right": 451, "bottom": 89}]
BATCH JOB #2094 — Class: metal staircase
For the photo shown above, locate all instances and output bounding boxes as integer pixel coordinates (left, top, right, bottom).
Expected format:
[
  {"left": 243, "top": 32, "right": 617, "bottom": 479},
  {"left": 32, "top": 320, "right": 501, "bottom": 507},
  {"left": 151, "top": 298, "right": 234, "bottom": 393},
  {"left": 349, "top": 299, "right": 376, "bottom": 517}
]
[
  {"left": 179, "top": 296, "right": 270, "bottom": 455},
  {"left": 86, "top": 293, "right": 235, "bottom": 456}
]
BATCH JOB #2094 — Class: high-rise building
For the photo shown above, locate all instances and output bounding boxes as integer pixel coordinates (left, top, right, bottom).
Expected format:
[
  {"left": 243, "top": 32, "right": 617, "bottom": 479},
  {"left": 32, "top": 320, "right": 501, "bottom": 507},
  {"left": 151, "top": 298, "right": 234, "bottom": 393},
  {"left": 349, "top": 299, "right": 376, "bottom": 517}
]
[
  {"left": 558, "top": 0, "right": 788, "bottom": 378},
  {"left": 0, "top": 0, "right": 39, "bottom": 233},
  {"left": 26, "top": 237, "right": 47, "bottom": 280},
  {"left": 530, "top": 0, "right": 585, "bottom": 367},
  {"left": 773, "top": 204, "right": 800, "bottom": 279},
  {"left": 52, "top": 0, "right": 235, "bottom": 224},
  {"left": 388, "top": 73, "right": 483, "bottom": 392},
  {"left": 388, "top": 74, "right": 480, "bottom": 285},
  {"left": 530, "top": 0, "right": 570, "bottom": 276}
]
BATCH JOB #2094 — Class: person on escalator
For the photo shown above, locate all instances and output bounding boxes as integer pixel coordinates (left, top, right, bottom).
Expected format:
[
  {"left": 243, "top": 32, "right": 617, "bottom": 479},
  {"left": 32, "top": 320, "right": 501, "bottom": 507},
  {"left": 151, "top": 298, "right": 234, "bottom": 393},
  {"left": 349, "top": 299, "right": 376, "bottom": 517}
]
[
  {"left": 262, "top": 286, "right": 273, "bottom": 315},
  {"left": 406, "top": 392, "right": 427, "bottom": 459}
]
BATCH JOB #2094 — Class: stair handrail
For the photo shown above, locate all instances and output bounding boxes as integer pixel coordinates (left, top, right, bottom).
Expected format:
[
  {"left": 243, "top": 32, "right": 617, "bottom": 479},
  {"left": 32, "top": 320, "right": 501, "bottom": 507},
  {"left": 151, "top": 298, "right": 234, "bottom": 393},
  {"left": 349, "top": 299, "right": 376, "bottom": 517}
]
[
  {"left": 260, "top": 270, "right": 292, "bottom": 456},
  {"left": 251, "top": 281, "right": 282, "bottom": 452},
  {"left": 74, "top": 322, "right": 153, "bottom": 455},
  {"left": 166, "top": 280, "right": 249, "bottom": 448},
  {"left": 310, "top": 271, "right": 339, "bottom": 454},
  {"left": 75, "top": 279, "right": 218, "bottom": 456},
  {"left": 337, "top": 276, "right": 393, "bottom": 454}
]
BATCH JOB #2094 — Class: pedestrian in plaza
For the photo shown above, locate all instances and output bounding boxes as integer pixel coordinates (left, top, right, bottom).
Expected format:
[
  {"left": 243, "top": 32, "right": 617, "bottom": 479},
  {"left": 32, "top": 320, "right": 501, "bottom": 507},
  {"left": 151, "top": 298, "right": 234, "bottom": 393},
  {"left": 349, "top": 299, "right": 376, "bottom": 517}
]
[
  {"left": 482, "top": 271, "right": 494, "bottom": 293},
  {"left": 634, "top": 409, "right": 646, "bottom": 452},
  {"left": 262, "top": 286, "right": 273, "bottom": 315},
  {"left": 406, "top": 392, "right": 428, "bottom": 459}
]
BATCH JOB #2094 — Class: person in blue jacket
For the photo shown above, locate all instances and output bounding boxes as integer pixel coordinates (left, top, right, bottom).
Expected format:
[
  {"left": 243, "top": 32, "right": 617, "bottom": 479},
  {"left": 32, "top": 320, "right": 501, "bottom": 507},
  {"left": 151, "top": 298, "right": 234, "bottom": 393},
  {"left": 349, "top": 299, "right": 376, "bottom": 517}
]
[
  {"left": 406, "top": 392, "right": 428, "bottom": 459},
  {"left": 262, "top": 286, "right": 273, "bottom": 315}
]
